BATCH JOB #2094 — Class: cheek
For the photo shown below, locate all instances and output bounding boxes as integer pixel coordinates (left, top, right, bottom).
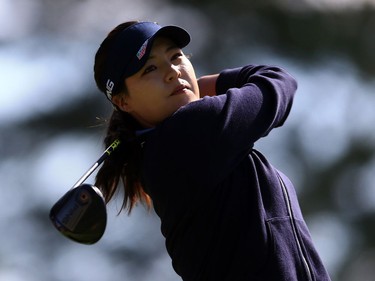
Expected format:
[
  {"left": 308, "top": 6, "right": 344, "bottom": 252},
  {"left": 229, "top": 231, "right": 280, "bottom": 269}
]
[
  {"left": 181, "top": 60, "right": 196, "bottom": 76},
  {"left": 183, "top": 66, "right": 199, "bottom": 96},
  {"left": 129, "top": 89, "right": 165, "bottom": 115},
  {"left": 182, "top": 59, "right": 196, "bottom": 75}
]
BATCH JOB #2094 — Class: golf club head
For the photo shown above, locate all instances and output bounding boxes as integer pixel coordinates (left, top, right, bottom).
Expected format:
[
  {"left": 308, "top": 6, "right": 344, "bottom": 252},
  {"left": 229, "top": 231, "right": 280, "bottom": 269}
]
[{"left": 49, "top": 184, "right": 107, "bottom": 244}]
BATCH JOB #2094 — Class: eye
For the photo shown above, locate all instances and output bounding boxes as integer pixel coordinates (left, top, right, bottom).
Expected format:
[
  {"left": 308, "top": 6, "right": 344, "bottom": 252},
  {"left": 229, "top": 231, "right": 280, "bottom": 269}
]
[
  {"left": 143, "top": 65, "right": 157, "bottom": 75},
  {"left": 171, "top": 52, "right": 183, "bottom": 61}
]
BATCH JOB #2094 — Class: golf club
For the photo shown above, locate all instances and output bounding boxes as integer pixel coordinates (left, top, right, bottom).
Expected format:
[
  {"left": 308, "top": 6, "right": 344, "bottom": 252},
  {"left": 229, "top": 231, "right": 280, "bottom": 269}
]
[{"left": 49, "top": 139, "right": 120, "bottom": 244}]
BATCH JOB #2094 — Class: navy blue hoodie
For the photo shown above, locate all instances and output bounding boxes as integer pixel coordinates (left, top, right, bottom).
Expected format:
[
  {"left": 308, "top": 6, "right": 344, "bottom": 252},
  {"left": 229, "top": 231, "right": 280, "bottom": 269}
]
[{"left": 141, "top": 65, "right": 331, "bottom": 281}]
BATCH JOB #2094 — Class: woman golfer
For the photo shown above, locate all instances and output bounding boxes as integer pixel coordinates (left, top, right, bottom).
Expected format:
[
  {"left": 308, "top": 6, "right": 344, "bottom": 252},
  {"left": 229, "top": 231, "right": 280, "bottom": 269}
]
[{"left": 93, "top": 21, "right": 331, "bottom": 281}]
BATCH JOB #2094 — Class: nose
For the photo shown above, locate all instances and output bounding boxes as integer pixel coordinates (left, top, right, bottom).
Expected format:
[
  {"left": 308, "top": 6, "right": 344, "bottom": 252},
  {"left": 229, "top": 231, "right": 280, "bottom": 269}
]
[{"left": 166, "top": 64, "right": 181, "bottom": 82}]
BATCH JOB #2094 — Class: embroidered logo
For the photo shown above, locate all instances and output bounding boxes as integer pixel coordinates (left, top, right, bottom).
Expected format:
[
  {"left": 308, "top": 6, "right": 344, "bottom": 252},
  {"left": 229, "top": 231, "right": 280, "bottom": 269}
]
[
  {"left": 136, "top": 39, "right": 149, "bottom": 60},
  {"left": 106, "top": 79, "right": 115, "bottom": 100}
]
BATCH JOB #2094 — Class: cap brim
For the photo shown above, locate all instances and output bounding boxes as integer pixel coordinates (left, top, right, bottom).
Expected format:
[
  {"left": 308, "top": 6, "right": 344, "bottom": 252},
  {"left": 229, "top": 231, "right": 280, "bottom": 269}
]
[{"left": 153, "top": 26, "right": 191, "bottom": 49}]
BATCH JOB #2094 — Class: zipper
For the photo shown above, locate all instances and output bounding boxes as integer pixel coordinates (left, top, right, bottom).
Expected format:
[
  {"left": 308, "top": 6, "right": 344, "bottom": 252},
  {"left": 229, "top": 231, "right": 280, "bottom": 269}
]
[{"left": 277, "top": 172, "right": 313, "bottom": 281}]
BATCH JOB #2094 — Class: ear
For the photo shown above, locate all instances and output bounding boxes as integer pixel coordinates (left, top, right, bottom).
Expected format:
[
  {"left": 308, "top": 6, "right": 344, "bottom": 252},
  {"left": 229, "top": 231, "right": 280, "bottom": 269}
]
[{"left": 111, "top": 94, "right": 133, "bottom": 113}]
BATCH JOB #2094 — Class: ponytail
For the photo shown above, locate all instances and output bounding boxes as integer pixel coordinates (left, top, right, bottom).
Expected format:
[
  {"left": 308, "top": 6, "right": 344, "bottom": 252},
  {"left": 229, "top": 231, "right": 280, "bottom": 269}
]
[
  {"left": 95, "top": 109, "right": 151, "bottom": 214},
  {"left": 93, "top": 21, "right": 151, "bottom": 214}
]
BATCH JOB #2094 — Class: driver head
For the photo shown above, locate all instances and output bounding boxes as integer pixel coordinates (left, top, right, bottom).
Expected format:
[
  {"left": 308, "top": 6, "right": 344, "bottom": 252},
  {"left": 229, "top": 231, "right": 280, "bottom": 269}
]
[{"left": 49, "top": 184, "right": 107, "bottom": 244}]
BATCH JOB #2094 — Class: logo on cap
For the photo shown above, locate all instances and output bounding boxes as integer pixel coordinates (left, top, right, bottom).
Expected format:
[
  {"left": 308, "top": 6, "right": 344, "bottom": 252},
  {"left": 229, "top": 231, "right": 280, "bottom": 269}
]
[
  {"left": 106, "top": 79, "right": 115, "bottom": 100},
  {"left": 136, "top": 39, "right": 149, "bottom": 60}
]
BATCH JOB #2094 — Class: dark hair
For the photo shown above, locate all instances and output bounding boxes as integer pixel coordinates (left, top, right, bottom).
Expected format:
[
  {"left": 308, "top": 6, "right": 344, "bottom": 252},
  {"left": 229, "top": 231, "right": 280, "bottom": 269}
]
[{"left": 93, "top": 21, "right": 151, "bottom": 214}]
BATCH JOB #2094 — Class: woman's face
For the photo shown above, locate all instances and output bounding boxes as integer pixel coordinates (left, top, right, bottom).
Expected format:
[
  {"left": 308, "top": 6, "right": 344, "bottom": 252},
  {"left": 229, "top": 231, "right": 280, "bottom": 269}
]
[{"left": 113, "top": 37, "right": 200, "bottom": 128}]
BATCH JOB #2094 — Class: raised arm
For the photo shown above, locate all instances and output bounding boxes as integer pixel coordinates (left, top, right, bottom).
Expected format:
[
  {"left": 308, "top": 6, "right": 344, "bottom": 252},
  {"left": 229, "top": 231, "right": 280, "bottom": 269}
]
[{"left": 158, "top": 65, "right": 297, "bottom": 186}]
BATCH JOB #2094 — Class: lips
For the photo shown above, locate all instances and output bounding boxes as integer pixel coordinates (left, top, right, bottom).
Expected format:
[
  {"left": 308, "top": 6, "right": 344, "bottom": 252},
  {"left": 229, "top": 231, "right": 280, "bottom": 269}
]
[{"left": 171, "top": 84, "right": 189, "bottom": 96}]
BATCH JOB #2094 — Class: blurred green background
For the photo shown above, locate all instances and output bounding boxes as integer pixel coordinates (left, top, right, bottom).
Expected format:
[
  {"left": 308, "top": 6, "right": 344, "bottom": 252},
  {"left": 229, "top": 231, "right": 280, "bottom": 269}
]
[{"left": 1, "top": 0, "right": 375, "bottom": 280}]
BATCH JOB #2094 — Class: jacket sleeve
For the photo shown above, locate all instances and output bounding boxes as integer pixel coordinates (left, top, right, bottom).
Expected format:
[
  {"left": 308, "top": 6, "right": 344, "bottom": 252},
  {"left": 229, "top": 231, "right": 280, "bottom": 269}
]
[
  {"left": 157, "top": 65, "right": 297, "bottom": 186},
  {"left": 215, "top": 64, "right": 297, "bottom": 136}
]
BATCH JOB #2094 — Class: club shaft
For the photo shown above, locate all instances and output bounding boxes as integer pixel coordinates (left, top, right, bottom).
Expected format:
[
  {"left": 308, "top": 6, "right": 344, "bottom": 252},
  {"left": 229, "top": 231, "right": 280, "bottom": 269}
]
[
  {"left": 72, "top": 162, "right": 100, "bottom": 188},
  {"left": 72, "top": 139, "right": 121, "bottom": 189}
]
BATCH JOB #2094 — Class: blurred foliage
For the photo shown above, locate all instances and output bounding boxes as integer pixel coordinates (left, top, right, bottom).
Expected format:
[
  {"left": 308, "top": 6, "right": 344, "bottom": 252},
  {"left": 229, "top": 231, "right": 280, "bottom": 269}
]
[{"left": 179, "top": 0, "right": 375, "bottom": 77}]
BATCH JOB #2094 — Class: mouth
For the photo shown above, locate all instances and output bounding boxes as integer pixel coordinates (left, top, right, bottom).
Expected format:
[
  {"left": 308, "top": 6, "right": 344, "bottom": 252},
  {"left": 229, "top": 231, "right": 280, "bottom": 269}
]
[{"left": 171, "top": 84, "right": 190, "bottom": 96}]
